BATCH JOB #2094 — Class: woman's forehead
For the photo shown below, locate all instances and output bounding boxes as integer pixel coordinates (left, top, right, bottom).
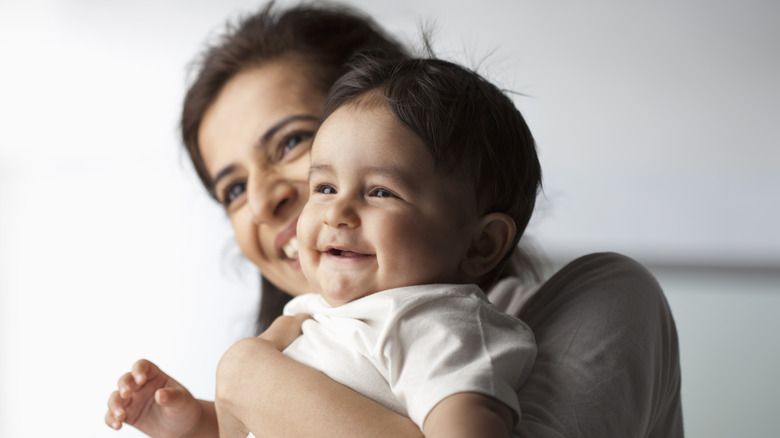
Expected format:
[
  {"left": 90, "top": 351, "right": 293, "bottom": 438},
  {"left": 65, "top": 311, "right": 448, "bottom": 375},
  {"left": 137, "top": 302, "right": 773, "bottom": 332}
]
[{"left": 199, "top": 58, "right": 326, "bottom": 169}]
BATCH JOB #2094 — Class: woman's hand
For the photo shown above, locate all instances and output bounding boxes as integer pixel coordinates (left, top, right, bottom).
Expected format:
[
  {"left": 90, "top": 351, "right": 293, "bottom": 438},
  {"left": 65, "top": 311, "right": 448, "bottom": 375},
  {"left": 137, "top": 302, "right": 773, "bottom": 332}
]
[
  {"left": 215, "top": 313, "right": 423, "bottom": 438},
  {"left": 105, "top": 359, "right": 217, "bottom": 438},
  {"left": 258, "top": 313, "right": 312, "bottom": 350}
]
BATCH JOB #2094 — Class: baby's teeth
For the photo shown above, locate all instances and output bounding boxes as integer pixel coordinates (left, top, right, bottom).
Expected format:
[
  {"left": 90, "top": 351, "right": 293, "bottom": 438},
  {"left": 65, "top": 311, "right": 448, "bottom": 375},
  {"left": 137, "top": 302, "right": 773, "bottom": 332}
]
[{"left": 283, "top": 237, "right": 299, "bottom": 259}]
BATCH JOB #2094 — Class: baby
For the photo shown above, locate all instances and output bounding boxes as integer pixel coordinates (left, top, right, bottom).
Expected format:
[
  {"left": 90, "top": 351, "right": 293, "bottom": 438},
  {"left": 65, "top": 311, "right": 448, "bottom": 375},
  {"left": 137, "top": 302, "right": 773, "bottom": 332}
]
[{"left": 282, "top": 56, "right": 542, "bottom": 437}]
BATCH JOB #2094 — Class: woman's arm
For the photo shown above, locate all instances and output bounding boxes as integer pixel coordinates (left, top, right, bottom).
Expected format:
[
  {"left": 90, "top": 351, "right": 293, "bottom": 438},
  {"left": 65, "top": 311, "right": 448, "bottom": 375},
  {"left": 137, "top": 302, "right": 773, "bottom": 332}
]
[{"left": 215, "top": 316, "right": 424, "bottom": 438}]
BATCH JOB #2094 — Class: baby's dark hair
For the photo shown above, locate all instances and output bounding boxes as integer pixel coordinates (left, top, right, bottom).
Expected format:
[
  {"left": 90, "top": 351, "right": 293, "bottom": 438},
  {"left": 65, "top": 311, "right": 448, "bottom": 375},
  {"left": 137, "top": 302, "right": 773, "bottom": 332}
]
[{"left": 323, "top": 57, "right": 542, "bottom": 285}]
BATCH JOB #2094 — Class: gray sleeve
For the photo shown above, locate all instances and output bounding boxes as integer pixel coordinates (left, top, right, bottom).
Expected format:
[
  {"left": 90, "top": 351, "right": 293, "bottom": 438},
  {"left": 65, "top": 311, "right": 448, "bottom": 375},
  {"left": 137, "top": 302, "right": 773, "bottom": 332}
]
[{"left": 514, "top": 252, "right": 684, "bottom": 438}]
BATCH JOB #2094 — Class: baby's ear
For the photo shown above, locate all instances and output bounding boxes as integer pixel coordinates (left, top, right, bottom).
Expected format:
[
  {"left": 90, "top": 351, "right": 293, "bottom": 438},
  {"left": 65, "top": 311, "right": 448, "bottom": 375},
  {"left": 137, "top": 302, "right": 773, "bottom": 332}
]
[{"left": 460, "top": 213, "right": 516, "bottom": 280}]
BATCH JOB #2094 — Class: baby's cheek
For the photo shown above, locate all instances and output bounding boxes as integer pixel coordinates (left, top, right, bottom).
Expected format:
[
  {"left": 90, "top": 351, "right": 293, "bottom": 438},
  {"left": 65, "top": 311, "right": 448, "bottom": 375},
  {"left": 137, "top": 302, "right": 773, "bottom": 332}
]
[
  {"left": 386, "top": 224, "right": 447, "bottom": 280},
  {"left": 297, "top": 206, "right": 318, "bottom": 246}
]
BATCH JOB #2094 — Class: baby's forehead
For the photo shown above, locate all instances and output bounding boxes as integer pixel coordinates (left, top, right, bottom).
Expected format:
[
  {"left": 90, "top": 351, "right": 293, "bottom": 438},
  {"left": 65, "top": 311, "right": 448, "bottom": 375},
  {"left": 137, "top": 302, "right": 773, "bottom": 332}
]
[
  {"left": 313, "top": 90, "right": 473, "bottom": 186},
  {"left": 313, "top": 96, "right": 421, "bottom": 156}
]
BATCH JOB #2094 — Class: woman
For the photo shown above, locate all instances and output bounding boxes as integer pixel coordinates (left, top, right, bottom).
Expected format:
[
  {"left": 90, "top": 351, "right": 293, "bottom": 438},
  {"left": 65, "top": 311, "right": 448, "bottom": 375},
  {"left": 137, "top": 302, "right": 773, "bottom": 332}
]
[{"left": 106, "top": 3, "right": 683, "bottom": 437}]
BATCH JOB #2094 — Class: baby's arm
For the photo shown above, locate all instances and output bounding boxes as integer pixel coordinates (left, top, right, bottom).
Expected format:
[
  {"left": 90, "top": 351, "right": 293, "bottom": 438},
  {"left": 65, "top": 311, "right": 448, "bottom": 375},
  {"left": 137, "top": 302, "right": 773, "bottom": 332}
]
[
  {"left": 423, "top": 392, "right": 514, "bottom": 438},
  {"left": 215, "top": 314, "right": 423, "bottom": 438},
  {"left": 105, "top": 359, "right": 217, "bottom": 438}
]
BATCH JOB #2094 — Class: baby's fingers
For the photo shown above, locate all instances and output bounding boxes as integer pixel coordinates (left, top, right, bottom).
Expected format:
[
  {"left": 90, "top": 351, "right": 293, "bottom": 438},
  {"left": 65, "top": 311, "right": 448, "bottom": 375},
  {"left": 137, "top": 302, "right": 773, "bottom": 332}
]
[
  {"left": 115, "top": 359, "right": 156, "bottom": 398},
  {"left": 117, "top": 371, "right": 141, "bottom": 399},
  {"left": 105, "top": 408, "right": 123, "bottom": 430},
  {"left": 130, "top": 358, "right": 159, "bottom": 386},
  {"left": 155, "top": 387, "right": 191, "bottom": 409},
  {"left": 106, "top": 390, "right": 127, "bottom": 429}
]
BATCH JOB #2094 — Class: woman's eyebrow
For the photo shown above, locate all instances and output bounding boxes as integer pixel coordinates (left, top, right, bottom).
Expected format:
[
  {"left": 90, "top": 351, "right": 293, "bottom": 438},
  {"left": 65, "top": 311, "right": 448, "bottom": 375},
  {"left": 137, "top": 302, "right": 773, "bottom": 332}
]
[
  {"left": 211, "top": 164, "right": 237, "bottom": 193},
  {"left": 257, "top": 114, "right": 320, "bottom": 149},
  {"left": 210, "top": 114, "right": 319, "bottom": 194}
]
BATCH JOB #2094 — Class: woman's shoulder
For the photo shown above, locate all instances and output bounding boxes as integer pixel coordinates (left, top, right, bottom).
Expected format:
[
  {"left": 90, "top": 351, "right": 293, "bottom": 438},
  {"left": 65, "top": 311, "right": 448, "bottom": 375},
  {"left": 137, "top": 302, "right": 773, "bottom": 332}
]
[
  {"left": 530, "top": 252, "right": 665, "bottom": 317},
  {"left": 541, "top": 251, "right": 659, "bottom": 291},
  {"left": 512, "top": 252, "right": 684, "bottom": 437},
  {"left": 496, "top": 251, "right": 668, "bottom": 323}
]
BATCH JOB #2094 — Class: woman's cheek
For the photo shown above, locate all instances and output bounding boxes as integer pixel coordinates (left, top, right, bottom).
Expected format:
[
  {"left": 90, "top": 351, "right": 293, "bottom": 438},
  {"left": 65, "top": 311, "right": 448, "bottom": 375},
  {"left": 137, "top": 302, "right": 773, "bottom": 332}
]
[{"left": 230, "top": 210, "right": 264, "bottom": 265}]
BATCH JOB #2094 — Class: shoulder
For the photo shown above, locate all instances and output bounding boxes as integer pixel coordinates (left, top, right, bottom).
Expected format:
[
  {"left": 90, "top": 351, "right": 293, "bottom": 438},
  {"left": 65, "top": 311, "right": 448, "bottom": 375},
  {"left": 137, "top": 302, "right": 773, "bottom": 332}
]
[
  {"left": 519, "top": 252, "right": 669, "bottom": 329},
  {"left": 514, "top": 253, "right": 683, "bottom": 436}
]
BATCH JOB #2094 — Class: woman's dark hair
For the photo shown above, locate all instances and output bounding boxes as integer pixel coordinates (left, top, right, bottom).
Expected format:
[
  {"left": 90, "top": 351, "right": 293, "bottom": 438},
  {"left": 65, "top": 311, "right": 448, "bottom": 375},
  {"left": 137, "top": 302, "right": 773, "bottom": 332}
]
[
  {"left": 181, "top": 2, "right": 408, "bottom": 198},
  {"left": 322, "top": 57, "right": 543, "bottom": 288},
  {"left": 180, "top": 2, "right": 408, "bottom": 333}
]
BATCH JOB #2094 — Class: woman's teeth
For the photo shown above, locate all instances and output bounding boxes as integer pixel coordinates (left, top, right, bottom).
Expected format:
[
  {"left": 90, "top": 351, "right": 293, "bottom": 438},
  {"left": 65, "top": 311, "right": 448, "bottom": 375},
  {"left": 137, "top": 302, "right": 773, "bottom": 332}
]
[{"left": 283, "top": 237, "right": 299, "bottom": 260}]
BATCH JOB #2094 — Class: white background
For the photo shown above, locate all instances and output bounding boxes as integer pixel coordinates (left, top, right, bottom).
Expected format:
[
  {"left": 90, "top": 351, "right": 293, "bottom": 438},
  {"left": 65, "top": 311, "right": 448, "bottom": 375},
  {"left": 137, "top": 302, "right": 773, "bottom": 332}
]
[{"left": 1, "top": 1, "right": 778, "bottom": 437}]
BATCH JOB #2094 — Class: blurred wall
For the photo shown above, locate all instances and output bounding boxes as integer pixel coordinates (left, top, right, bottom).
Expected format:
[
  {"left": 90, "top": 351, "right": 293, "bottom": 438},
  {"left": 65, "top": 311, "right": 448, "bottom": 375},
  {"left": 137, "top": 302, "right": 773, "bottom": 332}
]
[{"left": 1, "top": 1, "right": 778, "bottom": 437}]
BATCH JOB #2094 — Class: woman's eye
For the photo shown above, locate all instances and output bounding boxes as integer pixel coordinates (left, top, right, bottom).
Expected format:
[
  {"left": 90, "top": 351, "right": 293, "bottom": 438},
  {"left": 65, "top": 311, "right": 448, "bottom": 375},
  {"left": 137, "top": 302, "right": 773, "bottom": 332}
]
[
  {"left": 222, "top": 181, "right": 246, "bottom": 207},
  {"left": 370, "top": 188, "right": 397, "bottom": 198},
  {"left": 279, "top": 131, "right": 314, "bottom": 159}
]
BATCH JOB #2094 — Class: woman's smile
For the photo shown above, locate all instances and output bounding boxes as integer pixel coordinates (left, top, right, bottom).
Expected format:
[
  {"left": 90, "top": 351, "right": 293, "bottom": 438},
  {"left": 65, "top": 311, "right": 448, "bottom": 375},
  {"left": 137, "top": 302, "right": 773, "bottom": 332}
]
[
  {"left": 282, "top": 236, "right": 299, "bottom": 260},
  {"left": 276, "top": 218, "right": 301, "bottom": 262},
  {"left": 198, "top": 56, "right": 326, "bottom": 297}
]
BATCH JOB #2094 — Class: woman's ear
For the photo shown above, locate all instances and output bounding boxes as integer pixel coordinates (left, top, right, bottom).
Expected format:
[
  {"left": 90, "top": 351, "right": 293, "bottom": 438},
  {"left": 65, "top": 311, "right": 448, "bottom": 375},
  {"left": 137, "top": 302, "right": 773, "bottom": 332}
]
[{"left": 459, "top": 213, "right": 516, "bottom": 280}]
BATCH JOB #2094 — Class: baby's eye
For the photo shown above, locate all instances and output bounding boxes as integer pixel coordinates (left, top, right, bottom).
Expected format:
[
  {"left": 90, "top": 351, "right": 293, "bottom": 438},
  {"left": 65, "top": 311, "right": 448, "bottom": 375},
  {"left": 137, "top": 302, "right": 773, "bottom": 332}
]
[
  {"left": 369, "top": 187, "right": 397, "bottom": 198},
  {"left": 314, "top": 184, "right": 337, "bottom": 195},
  {"left": 278, "top": 131, "right": 314, "bottom": 159},
  {"left": 222, "top": 181, "right": 246, "bottom": 207}
]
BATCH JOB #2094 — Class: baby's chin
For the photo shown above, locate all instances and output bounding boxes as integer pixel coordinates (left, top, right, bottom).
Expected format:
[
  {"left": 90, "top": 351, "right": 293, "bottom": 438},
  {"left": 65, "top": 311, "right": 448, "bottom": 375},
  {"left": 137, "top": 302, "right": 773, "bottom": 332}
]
[{"left": 318, "top": 282, "right": 385, "bottom": 307}]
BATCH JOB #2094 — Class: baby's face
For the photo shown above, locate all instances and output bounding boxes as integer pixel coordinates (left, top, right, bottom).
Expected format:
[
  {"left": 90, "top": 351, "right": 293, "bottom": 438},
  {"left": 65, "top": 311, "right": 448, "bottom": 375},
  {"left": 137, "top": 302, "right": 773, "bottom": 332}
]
[{"left": 297, "top": 102, "right": 480, "bottom": 306}]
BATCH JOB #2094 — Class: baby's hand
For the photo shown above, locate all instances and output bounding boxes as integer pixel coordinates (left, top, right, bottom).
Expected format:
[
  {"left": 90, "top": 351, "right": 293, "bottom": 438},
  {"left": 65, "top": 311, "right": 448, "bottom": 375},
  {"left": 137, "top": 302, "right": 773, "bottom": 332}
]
[{"left": 105, "top": 359, "right": 204, "bottom": 438}]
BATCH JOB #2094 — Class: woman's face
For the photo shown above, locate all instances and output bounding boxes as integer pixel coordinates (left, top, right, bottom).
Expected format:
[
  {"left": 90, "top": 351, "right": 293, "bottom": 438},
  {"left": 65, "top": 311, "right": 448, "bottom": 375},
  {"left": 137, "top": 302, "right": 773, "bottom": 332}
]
[{"left": 198, "top": 56, "right": 325, "bottom": 296}]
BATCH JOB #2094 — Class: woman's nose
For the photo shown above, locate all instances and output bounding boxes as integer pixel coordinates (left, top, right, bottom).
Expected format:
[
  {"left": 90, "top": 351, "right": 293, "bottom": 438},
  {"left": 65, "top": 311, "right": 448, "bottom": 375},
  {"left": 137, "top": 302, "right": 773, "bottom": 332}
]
[
  {"left": 323, "top": 196, "right": 360, "bottom": 228},
  {"left": 247, "top": 173, "right": 298, "bottom": 225}
]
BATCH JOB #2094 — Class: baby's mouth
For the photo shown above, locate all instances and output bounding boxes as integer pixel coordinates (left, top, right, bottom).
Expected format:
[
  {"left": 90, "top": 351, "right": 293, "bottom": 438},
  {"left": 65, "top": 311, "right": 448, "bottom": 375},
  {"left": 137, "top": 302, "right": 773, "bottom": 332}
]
[
  {"left": 282, "top": 237, "right": 299, "bottom": 260},
  {"left": 326, "top": 248, "right": 370, "bottom": 258}
]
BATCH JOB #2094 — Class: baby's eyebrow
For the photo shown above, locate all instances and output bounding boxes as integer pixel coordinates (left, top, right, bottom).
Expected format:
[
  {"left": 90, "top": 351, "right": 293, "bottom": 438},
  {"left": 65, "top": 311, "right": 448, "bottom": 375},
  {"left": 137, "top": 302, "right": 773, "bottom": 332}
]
[
  {"left": 364, "top": 166, "right": 410, "bottom": 186},
  {"left": 308, "top": 162, "right": 334, "bottom": 179},
  {"left": 308, "top": 162, "right": 416, "bottom": 189}
]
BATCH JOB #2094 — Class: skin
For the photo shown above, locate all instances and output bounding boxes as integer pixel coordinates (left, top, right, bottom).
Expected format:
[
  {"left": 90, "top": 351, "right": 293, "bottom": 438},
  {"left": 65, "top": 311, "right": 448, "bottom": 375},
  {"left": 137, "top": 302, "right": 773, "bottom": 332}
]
[
  {"left": 298, "top": 100, "right": 478, "bottom": 306},
  {"left": 200, "top": 55, "right": 324, "bottom": 297}
]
